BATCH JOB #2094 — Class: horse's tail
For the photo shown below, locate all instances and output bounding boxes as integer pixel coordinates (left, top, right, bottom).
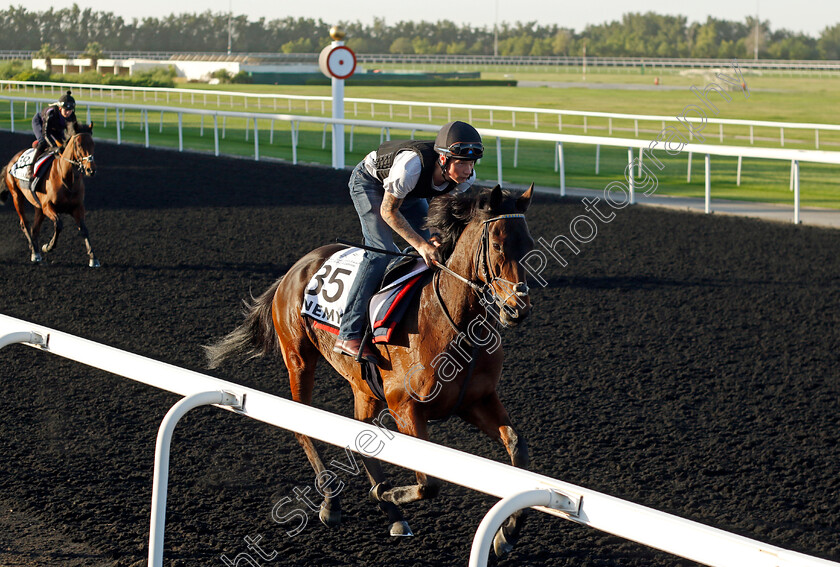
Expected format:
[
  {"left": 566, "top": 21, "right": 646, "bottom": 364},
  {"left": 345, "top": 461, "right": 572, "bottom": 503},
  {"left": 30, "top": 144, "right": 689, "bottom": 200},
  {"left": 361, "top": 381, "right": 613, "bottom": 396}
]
[
  {"left": 0, "top": 165, "right": 9, "bottom": 203},
  {"left": 204, "top": 277, "right": 284, "bottom": 369}
]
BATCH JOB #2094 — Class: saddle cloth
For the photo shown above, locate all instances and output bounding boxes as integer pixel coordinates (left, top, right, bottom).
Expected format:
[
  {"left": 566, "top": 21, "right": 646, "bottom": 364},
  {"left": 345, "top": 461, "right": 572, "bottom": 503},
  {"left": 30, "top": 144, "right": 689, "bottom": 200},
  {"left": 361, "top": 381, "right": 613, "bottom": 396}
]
[
  {"left": 11, "top": 149, "right": 53, "bottom": 181},
  {"left": 301, "top": 247, "right": 429, "bottom": 344}
]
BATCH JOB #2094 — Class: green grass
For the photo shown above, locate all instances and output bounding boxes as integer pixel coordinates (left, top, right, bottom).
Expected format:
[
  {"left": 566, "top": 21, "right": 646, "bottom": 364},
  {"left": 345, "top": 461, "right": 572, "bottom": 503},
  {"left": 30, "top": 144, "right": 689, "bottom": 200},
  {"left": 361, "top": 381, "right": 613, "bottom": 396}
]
[{"left": 2, "top": 68, "right": 839, "bottom": 208}]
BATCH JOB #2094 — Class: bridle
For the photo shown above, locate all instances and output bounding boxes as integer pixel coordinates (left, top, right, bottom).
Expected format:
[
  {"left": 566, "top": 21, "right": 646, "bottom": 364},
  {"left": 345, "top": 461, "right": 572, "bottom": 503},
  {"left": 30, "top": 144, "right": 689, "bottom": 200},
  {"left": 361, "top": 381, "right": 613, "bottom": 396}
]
[
  {"left": 429, "top": 212, "right": 530, "bottom": 421},
  {"left": 432, "top": 213, "right": 530, "bottom": 335},
  {"left": 57, "top": 136, "right": 95, "bottom": 173}
]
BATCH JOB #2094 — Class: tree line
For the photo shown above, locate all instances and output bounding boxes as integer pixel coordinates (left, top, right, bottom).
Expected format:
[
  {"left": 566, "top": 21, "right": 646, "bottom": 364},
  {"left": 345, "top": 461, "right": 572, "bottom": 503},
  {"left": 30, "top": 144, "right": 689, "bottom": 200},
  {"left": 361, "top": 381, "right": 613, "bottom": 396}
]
[{"left": 1, "top": 5, "right": 838, "bottom": 60}]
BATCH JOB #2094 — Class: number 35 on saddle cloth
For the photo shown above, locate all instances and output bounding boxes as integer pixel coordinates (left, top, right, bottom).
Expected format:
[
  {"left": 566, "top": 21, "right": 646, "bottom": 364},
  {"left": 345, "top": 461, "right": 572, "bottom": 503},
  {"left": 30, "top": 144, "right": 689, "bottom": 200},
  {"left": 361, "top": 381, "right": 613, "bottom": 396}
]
[
  {"left": 10, "top": 148, "right": 55, "bottom": 192},
  {"left": 301, "top": 247, "right": 430, "bottom": 344}
]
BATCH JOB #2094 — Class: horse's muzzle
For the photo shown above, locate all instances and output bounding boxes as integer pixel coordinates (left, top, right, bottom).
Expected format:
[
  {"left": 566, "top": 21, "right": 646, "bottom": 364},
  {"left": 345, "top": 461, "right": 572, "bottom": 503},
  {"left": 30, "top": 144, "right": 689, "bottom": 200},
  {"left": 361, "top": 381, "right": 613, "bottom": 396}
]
[{"left": 500, "top": 301, "right": 531, "bottom": 327}]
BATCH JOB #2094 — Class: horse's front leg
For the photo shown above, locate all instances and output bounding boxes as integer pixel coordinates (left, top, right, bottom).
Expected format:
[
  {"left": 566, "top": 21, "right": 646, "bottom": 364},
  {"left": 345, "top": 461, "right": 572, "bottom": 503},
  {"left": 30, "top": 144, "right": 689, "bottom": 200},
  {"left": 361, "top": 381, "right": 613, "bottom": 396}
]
[
  {"left": 459, "top": 393, "right": 530, "bottom": 558},
  {"left": 352, "top": 393, "right": 413, "bottom": 536},
  {"left": 71, "top": 207, "right": 100, "bottom": 267},
  {"left": 370, "top": 404, "right": 442, "bottom": 506}
]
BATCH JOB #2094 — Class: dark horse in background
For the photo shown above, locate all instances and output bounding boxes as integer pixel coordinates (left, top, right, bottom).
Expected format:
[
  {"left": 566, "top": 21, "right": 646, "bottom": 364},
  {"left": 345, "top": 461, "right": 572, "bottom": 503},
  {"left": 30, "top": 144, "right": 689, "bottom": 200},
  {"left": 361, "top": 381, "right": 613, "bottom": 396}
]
[
  {"left": 207, "top": 185, "right": 536, "bottom": 557},
  {"left": 1, "top": 129, "right": 99, "bottom": 267}
]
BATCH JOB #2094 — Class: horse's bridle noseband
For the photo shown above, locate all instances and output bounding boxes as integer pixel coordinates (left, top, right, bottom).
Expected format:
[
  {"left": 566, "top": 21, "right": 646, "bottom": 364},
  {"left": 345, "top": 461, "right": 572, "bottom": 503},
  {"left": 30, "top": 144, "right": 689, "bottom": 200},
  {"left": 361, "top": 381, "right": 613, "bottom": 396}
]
[
  {"left": 433, "top": 213, "right": 530, "bottom": 334},
  {"left": 57, "top": 138, "right": 94, "bottom": 172}
]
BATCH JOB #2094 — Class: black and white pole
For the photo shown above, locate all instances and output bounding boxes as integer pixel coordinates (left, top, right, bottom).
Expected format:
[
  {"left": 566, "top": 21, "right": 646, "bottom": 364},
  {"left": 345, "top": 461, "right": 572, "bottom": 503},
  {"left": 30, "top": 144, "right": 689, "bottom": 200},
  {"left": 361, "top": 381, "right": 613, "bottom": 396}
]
[{"left": 319, "top": 26, "right": 356, "bottom": 169}]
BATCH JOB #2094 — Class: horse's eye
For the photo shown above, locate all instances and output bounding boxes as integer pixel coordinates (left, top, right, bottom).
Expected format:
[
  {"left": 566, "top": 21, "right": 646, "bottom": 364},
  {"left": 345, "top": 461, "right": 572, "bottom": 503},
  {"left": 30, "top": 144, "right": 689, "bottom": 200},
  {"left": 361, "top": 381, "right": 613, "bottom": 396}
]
[{"left": 492, "top": 243, "right": 502, "bottom": 252}]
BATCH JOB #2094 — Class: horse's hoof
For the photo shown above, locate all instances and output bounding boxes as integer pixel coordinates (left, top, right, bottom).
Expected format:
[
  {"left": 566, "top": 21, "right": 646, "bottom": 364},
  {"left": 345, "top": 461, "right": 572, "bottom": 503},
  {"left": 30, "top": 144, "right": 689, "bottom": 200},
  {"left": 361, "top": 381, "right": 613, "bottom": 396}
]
[
  {"left": 389, "top": 520, "right": 413, "bottom": 537},
  {"left": 89, "top": 258, "right": 101, "bottom": 268},
  {"left": 318, "top": 503, "right": 342, "bottom": 527},
  {"left": 40, "top": 244, "right": 49, "bottom": 253},
  {"left": 493, "top": 528, "right": 515, "bottom": 557},
  {"left": 30, "top": 253, "right": 42, "bottom": 264}
]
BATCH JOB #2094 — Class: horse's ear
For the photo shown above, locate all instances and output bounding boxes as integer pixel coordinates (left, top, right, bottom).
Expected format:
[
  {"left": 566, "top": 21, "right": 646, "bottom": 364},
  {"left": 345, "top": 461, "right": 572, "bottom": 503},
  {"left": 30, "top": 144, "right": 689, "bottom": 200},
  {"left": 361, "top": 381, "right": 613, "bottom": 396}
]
[
  {"left": 488, "top": 185, "right": 504, "bottom": 211},
  {"left": 516, "top": 183, "right": 534, "bottom": 213}
]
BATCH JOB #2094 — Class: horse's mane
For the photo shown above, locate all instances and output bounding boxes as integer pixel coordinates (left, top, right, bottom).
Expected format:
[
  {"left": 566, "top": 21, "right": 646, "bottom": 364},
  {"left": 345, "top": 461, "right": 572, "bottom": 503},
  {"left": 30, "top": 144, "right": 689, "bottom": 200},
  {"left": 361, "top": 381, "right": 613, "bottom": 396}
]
[
  {"left": 67, "top": 120, "right": 93, "bottom": 138},
  {"left": 425, "top": 186, "right": 517, "bottom": 259}
]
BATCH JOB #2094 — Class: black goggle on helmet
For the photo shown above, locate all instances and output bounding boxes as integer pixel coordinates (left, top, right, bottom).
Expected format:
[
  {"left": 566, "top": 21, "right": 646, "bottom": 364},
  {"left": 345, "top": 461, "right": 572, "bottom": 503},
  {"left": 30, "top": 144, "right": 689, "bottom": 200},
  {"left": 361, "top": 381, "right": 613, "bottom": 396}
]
[
  {"left": 434, "top": 121, "right": 483, "bottom": 161},
  {"left": 58, "top": 90, "right": 76, "bottom": 111}
]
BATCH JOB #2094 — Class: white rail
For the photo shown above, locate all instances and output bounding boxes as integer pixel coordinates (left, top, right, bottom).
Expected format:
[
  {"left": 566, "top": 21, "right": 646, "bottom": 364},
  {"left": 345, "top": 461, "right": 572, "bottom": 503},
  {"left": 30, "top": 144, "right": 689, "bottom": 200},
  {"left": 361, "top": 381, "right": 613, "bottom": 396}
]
[
  {"left": 2, "top": 80, "right": 838, "bottom": 148},
  {"left": 2, "top": 95, "right": 839, "bottom": 224},
  {"left": 0, "top": 313, "right": 838, "bottom": 567}
]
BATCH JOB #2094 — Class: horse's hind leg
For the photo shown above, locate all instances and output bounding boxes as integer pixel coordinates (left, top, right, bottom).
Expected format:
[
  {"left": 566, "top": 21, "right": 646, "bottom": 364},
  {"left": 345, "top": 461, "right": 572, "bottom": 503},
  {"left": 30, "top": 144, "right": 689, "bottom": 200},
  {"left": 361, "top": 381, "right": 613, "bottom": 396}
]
[
  {"left": 352, "top": 395, "right": 413, "bottom": 536},
  {"left": 281, "top": 335, "right": 343, "bottom": 527},
  {"left": 459, "top": 393, "right": 530, "bottom": 557},
  {"left": 71, "top": 207, "right": 99, "bottom": 267},
  {"left": 6, "top": 182, "right": 41, "bottom": 263}
]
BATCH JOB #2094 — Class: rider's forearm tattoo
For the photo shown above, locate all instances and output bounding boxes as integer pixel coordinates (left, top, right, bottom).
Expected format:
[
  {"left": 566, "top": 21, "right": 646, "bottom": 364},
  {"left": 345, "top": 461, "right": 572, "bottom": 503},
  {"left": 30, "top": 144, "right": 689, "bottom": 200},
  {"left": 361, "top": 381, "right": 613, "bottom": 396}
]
[{"left": 381, "top": 193, "right": 424, "bottom": 248}]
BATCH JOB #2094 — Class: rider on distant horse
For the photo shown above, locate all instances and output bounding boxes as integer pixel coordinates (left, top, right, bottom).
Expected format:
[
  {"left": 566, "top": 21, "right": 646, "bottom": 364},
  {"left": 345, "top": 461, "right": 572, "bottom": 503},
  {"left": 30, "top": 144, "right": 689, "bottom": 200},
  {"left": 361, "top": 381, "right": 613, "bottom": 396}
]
[
  {"left": 28, "top": 90, "right": 82, "bottom": 180},
  {"left": 333, "top": 120, "right": 484, "bottom": 364}
]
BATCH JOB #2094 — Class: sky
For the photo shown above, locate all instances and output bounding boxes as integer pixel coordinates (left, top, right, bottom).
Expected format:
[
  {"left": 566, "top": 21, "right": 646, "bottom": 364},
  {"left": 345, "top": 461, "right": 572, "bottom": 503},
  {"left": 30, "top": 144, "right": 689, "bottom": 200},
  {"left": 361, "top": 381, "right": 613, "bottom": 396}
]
[{"left": 13, "top": 0, "right": 840, "bottom": 37}]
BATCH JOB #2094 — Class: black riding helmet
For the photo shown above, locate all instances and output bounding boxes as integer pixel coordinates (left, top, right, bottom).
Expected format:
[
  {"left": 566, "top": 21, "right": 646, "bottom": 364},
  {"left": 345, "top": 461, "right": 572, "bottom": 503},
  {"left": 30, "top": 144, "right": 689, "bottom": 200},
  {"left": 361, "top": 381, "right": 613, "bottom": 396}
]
[
  {"left": 58, "top": 90, "right": 76, "bottom": 111},
  {"left": 434, "top": 121, "right": 483, "bottom": 161}
]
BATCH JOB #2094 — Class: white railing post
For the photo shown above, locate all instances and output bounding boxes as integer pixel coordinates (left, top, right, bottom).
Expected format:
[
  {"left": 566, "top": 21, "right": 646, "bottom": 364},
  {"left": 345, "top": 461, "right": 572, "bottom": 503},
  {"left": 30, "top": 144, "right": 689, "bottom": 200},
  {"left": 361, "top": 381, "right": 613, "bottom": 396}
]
[
  {"left": 687, "top": 152, "right": 693, "bottom": 183},
  {"left": 495, "top": 137, "right": 503, "bottom": 187},
  {"left": 558, "top": 142, "right": 565, "bottom": 196},
  {"left": 595, "top": 144, "right": 600, "bottom": 175},
  {"left": 513, "top": 139, "right": 519, "bottom": 168},
  {"left": 628, "top": 147, "right": 635, "bottom": 204},
  {"left": 705, "top": 154, "right": 711, "bottom": 214},
  {"left": 793, "top": 160, "right": 800, "bottom": 224},
  {"left": 148, "top": 390, "right": 241, "bottom": 567},
  {"left": 9, "top": 100, "right": 14, "bottom": 132},
  {"left": 291, "top": 121, "right": 298, "bottom": 165},
  {"left": 144, "top": 110, "right": 150, "bottom": 148},
  {"left": 253, "top": 119, "right": 259, "bottom": 161},
  {"left": 116, "top": 107, "right": 121, "bottom": 145},
  {"left": 469, "top": 489, "right": 577, "bottom": 567},
  {"left": 177, "top": 113, "right": 183, "bottom": 152},
  {"left": 737, "top": 155, "right": 743, "bottom": 186},
  {"left": 213, "top": 115, "right": 219, "bottom": 157},
  {"left": 0, "top": 330, "right": 47, "bottom": 350}
]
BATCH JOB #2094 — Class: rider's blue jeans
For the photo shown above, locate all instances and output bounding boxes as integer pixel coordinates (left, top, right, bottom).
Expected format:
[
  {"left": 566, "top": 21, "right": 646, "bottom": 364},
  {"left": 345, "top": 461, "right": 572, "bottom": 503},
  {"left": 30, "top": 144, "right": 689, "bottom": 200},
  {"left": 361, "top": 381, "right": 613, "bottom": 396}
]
[{"left": 338, "top": 161, "right": 430, "bottom": 341}]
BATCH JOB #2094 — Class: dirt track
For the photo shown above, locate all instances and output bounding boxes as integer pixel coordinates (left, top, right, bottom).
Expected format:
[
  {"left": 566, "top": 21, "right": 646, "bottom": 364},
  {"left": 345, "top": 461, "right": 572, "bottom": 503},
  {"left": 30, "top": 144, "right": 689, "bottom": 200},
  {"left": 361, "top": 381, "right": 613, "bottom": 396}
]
[{"left": 0, "top": 132, "right": 838, "bottom": 567}]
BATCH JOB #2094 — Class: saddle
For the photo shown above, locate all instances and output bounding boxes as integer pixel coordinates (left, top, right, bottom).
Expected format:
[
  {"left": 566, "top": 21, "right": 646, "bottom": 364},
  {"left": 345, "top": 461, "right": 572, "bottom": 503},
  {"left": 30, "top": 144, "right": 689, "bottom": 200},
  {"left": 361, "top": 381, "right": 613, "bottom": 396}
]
[
  {"left": 301, "top": 247, "right": 429, "bottom": 343},
  {"left": 11, "top": 149, "right": 55, "bottom": 193},
  {"left": 301, "top": 247, "right": 429, "bottom": 402}
]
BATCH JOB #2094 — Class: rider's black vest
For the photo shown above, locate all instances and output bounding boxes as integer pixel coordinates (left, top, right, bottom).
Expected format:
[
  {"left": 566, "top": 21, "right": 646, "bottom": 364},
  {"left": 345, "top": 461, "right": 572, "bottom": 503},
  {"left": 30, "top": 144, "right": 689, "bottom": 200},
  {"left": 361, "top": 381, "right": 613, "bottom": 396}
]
[{"left": 373, "top": 140, "right": 456, "bottom": 199}]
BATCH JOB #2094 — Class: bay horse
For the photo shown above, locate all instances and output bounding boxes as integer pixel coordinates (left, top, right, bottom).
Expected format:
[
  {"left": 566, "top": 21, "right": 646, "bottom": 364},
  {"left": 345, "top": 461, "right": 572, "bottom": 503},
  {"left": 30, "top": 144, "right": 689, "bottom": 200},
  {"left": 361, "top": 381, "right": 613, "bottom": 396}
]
[
  {"left": 1, "top": 132, "right": 99, "bottom": 267},
  {"left": 206, "top": 184, "right": 535, "bottom": 556}
]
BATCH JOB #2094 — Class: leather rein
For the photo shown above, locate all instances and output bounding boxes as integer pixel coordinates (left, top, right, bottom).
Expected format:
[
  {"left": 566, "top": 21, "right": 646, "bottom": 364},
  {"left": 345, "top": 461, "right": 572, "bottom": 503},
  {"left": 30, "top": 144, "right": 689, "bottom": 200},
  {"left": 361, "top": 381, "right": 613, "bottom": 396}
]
[
  {"left": 429, "top": 212, "right": 529, "bottom": 422},
  {"left": 432, "top": 213, "right": 530, "bottom": 339}
]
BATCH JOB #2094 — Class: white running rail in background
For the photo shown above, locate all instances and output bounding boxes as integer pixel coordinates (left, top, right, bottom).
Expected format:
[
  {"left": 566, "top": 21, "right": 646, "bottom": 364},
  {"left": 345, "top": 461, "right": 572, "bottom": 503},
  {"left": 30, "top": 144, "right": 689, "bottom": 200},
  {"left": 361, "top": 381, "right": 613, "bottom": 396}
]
[
  {"left": 3, "top": 95, "right": 839, "bottom": 224},
  {"left": 2, "top": 80, "right": 840, "bottom": 149},
  {"left": 1, "top": 313, "right": 838, "bottom": 567}
]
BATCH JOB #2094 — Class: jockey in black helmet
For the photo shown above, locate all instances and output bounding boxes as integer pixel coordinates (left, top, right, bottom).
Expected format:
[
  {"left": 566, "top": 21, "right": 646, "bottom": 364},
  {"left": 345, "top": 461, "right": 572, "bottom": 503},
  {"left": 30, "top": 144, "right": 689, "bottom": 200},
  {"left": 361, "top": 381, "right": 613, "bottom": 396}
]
[
  {"left": 333, "top": 120, "right": 484, "bottom": 363},
  {"left": 28, "top": 90, "right": 79, "bottom": 179}
]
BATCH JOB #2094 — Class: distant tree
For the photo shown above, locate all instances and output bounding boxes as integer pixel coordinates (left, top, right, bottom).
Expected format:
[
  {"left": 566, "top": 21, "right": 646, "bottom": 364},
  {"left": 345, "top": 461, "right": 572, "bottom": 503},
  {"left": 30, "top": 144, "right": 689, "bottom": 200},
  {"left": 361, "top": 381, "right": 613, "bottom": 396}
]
[
  {"left": 35, "top": 43, "right": 63, "bottom": 71},
  {"left": 389, "top": 37, "right": 413, "bottom": 54},
  {"left": 552, "top": 29, "right": 573, "bottom": 56},
  {"left": 281, "top": 37, "right": 314, "bottom": 53},
  {"left": 81, "top": 41, "right": 104, "bottom": 68},
  {"left": 818, "top": 23, "right": 840, "bottom": 59}
]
